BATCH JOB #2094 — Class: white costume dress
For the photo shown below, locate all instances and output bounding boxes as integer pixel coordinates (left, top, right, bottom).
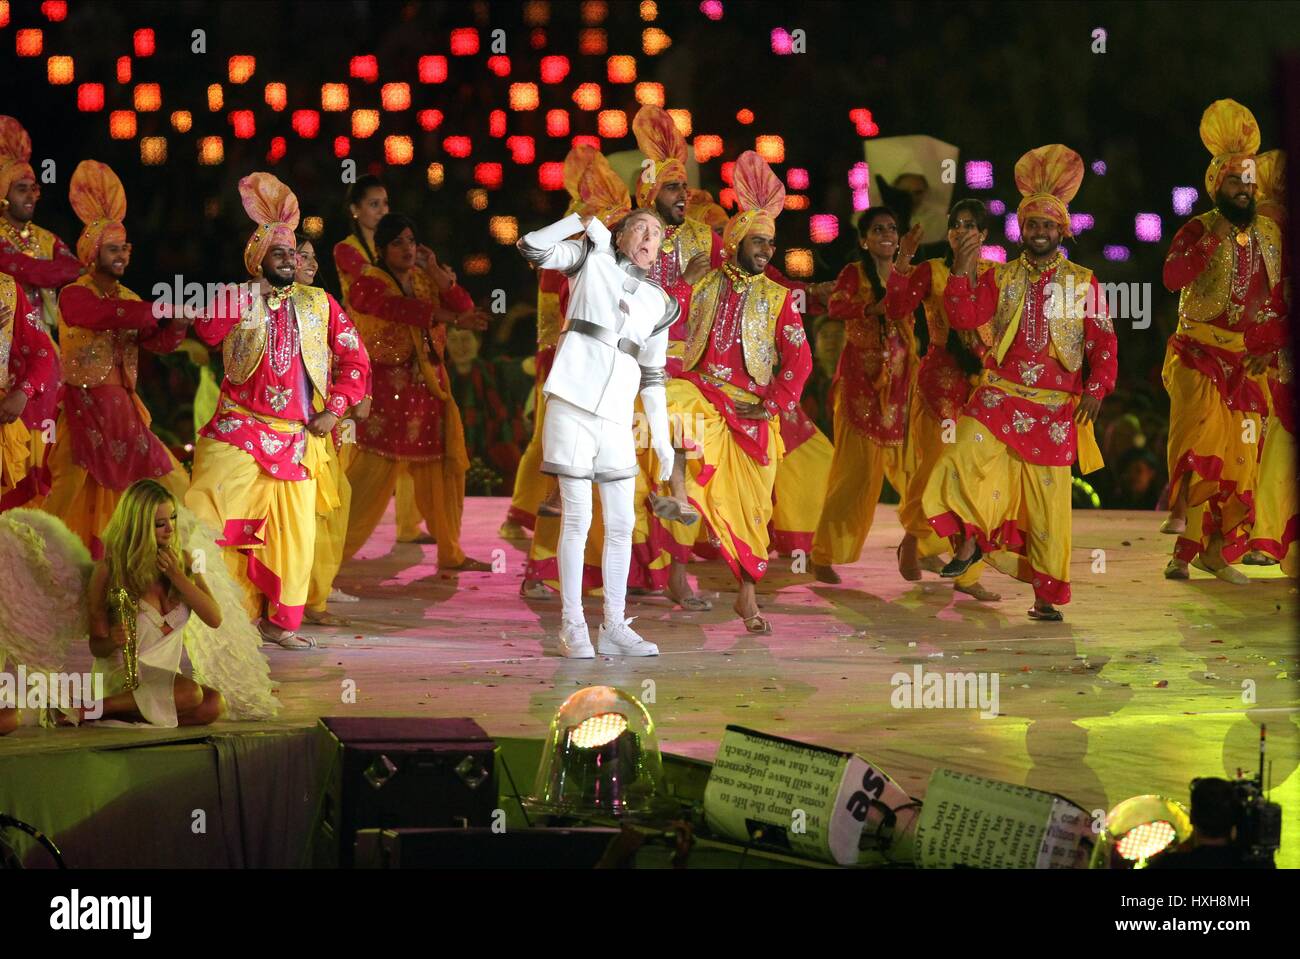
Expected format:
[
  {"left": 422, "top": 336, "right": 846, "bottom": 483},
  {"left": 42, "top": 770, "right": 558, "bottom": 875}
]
[
  {"left": 518, "top": 213, "right": 677, "bottom": 631},
  {"left": 93, "top": 598, "right": 191, "bottom": 728}
]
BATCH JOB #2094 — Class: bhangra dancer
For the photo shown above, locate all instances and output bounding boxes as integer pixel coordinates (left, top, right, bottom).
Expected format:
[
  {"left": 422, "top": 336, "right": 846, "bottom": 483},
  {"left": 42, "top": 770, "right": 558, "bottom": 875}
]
[
  {"left": 333, "top": 175, "right": 429, "bottom": 544},
  {"left": 810, "top": 206, "right": 918, "bottom": 584},
  {"left": 0, "top": 116, "right": 82, "bottom": 336},
  {"left": 299, "top": 234, "right": 372, "bottom": 623},
  {"left": 885, "top": 200, "right": 1000, "bottom": 600},
  {"left": 0, "top": 270, "right": 58, "bottom": 513},
  {"left": 1161, "top": 100, "right": 1287, "bottom": 583},
  {"left": 186, "top": 172, "right": 369, "bottom": 649},
  {"left": 662, "top": 151, "right": 811, "bottom": 633},
  {"left": 925, "top": 144, "right": 1116, "bottom": 622},
  {"left": 341, "top": 213, "right": 490, "bottom": 572},
  {"left": 1244, "top": 150, "right": 1294, "bottom": 575},
  {"left": 517, "top": 205, "right": 678, "bottom": 658},
  {"left": 44, "top": 160, "right": 189, "bottom": 557}
]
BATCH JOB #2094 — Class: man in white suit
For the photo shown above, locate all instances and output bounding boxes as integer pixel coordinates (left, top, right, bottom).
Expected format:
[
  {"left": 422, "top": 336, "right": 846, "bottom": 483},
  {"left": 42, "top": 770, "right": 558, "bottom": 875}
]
[{"left": 518, "top": 209, "right": 677, "bottom": 658}]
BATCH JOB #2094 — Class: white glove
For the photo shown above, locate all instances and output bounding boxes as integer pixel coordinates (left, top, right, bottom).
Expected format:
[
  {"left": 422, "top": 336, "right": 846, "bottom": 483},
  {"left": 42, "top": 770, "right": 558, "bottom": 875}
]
[
  {"left": 651, "top": 434, "right": 675, "bottom": 483},
  {"left": 639, "top": 380, "right": 675, "bottom": 482}
]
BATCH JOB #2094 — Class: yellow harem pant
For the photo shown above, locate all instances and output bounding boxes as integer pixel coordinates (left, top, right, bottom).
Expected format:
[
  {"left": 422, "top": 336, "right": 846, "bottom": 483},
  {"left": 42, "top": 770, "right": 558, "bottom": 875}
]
[
  {"left": 667, "top": 378, "right": 782, "bottom": 582},
  {"left": 0, "top": 418, "right": 46, "bottom": 512},
  {"left": 43, "top": 407, "right": 188, "bottom": 556},
  {"left": 897, "top": 400, "right": 985, "bottom": 587},
  {"left": 307, "top": 439, "right": 357, "bottom": 612},
  {"left": 810, "top": 385, "right": 911, "bottom": 568},
  {"left": 1249, "top": 414, "right": 1297, "bottom": 576},
  {"left": 507, "top": 374, "right": 553, "bottom": 531},
  {"left": 770, "top": 424, "right": 833, "bottom": 557},
  {"left": 185, "top": 429, "right": 335, "bottom": 631},
  {"left": 1163, "top": 343, "right": 1263, "bottom": 563},
  {"left": 922, "top": 415, "right": 1072, "bottom": 605}
]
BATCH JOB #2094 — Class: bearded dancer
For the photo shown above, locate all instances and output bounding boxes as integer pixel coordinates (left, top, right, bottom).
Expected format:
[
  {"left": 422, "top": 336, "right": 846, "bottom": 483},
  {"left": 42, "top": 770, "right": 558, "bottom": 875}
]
[
  {"left": 0, "top": 116, "right": 82, "bottom": 335},
  {"left": 885, "top": 200, "right": 1000, "bottom": 601},
  {"left": 186, "top": 173, "right": 369, "bottom": 649},
  {"left": 44, "top": 161, "right": 189, "bottom": 557},
  {"left": 926, "top": 144, "right": 1116, "bottom": 622},
  {"left": 663, "top": 152, "right": 811, "bottom": 633},
  {"left": 810, "top": 206, "right": 918, "bottom": 584},
  {"left": 517, "top": 207, "right": 678, "bottom": 658},
  {"left": 1244, "top": 150, "right": 1295, "bottom": 574},
  {"left": 1162, "top": 100, "right": 1287, "bottom": 583},
  {"left": 630, "top": 105, "right": 723, "bottom": 608},
  {"left": 341, "top": 213, "right": 490, "bottom": 572},
  {"left": 0, "top": 272, "right": 58, "bottom": 513}
]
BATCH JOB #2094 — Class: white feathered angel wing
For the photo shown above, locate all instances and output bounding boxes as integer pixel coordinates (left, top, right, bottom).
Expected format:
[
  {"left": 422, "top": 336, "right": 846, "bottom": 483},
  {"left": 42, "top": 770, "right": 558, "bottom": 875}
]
[
  {"left": 178, "top": 506, "right": 281, "bottom": 721},
  {"left": 0, "top": 508, "right": 93, "bottom": 674}
]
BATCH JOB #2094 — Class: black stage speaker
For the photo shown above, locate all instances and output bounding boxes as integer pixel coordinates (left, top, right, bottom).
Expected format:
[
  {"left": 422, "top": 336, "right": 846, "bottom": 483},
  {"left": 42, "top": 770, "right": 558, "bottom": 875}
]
[
  {"left": 313, "top": 717, "right": 497, "bottom": 868},
  {"left": 353, "top": 827, "right": 622, "bottom": 869}
]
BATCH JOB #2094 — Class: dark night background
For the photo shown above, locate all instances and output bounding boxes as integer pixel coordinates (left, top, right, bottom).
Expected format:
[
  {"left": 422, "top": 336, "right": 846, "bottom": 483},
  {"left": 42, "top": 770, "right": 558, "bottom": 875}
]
[{"left": 1, "top": 0, "right": 1296, "bottom": 500}]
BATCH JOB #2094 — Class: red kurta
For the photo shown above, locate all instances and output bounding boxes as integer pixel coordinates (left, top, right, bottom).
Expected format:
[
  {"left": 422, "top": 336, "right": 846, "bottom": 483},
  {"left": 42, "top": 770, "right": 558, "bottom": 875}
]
[
  {"left": 1, "top": 282, "right": 59, "bottom": 425},
  {"left": 944, "top": 264, "right": 1118, "bottom": 468},
  {"left": 194, "top": 289, "right": 368, "bottom": 479},
  {"left": 885, "top": 260, "right": 978, "bottom": 423},
  {"left": 678, "top": 265, "right": 812, "bottom": 465},
  {"left": 827, "top": 261, "right": 914, "bottom": 445},
  {"left": 653, "top": 223, "right": 723, "bottom": 376}
]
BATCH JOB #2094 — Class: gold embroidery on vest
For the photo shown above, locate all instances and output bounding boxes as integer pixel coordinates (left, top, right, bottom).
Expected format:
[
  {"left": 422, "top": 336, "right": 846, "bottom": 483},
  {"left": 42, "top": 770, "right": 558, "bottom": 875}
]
[
  {"left": 0, "top": 275, "right": 16, "bottom": 393},
  {"left": 60, "top": 277, "right": 145, "bottom": 388},
  {"left": 1179, "top": 211, "right": 1282, "bottom": 325}
]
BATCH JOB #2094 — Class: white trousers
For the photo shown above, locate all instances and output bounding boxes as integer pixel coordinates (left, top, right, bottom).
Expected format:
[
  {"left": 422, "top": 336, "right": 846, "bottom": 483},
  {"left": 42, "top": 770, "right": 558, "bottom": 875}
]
[{"left": 558, "top": 474, "right": 635, "bottom": 627}]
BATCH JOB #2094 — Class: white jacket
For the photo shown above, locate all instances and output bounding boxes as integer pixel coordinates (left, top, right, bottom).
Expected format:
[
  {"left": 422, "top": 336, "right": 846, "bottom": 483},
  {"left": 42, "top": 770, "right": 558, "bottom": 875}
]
[{"left": 518, "top": 213, "right": 677, "bottom": 430}]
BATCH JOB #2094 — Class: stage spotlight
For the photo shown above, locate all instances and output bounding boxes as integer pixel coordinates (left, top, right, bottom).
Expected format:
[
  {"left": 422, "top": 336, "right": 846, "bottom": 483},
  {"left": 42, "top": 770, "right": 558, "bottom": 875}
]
[
  {"left": 635, "top": 82, "right": 664, "bottom": 107},
  {"left": 572, "top": 83, "right": 601, "bottom": 111},
  {"left": 1172, "top": 186, "right": 1198, "bottom": 216},
  {"left": 140, "top": 137, "right": 166, "bottom": 166},
  {"left": 302, "top": 216, "right": 324, "bottom": 238},
  {"left": 384, "top": 136, "right": 413, "bottom": 165},
  {"left": 490, "top": 216, "right": 519, "bottom": 244},
  {"left": 198, "top": 136, "right": 224, "bottom": 165},
  {"left": 474, "top": 163, "right": 503, "bottom": 189},
  {"left": 786, "top": 167, "right": 809, "bottom": 190},
  {"left": 230, "top": 110, "right": 255, "bottom": 139},
  {"left": 784, "top": 249, "right": 813, "bottom": 278},
  {"left": 450, "top": 28, "right": 479, "bottom": 56},
  {"left": 228, "top": 55, "right": 256, "bottom": 84},
  {"left": 528, "top": 686, "right": 667, "bottom": 817},
  {"left": 116, "top": 56, "right": 131, "bottom": 84},
  {"left": 133, "top": 28, "right": 154, "bottom": 57},
  {"left": 109, "top": 111, "right": 137, "bottom": 140},
  {"left": 1090, "top": 795, "right": 1191, "bottom": 869},
  {"left": 292, "top": 110, "right": 320, "bottom": 139},
  {"left": 333, "top": 136, "right": 349, "bottom": 159},
  {"left": 852, "top": 189, "right": 870, "bottom": 212},
  {"left": 579, "top": 29, "right": 607, "bottom": 55},
  {"left": 525, "top": 0, "right": 550, "bottom": 26},
  {"left": 965, "top": 160, "right": 994, "bottom": 190},
  {"left": 78, "top": 83, "right": 105, "bottom": 112},
  {"left": 443, "top": 136, "right": 472, "bottom": 158},
  {"left": 509, "top": 83, "right": 539, "bottom": 111},
  {"left": 1135, "top": 213, "right": 1162, "bottom": 242},
  {"left": 694, "top": 135, "right": 723, "bottom": 163},
  {"left": 538, "top": 162, "right": 565, "bottom": 190},
  {"left": 267, "top": 137, "right": 287, "bottom": 163},
  {"left": 265, "top": 82, "right": 287, "bottom": 111},
  {"left": 47, "top": 55, "right": 73, "bottom": 85},
  {"left": 171, "top": 111, "right": 192, "bottom": 133},
  {"left": 540, "top": 55, "right": 570, "bottom": 84},
  {"left": 16, "top": 29, "right": 43, "bottom": 57},
  {"left": 350, "top": 55, "right": 378, "bottom": 81},
  {"left": 598, "top": 110, "right": 627, "bottom": 138},
  {"left": 207, "top": 84, "right": 223, "bottom": 112},
  {"left": 381, "top": 83, "right": 410, "bottom": 111},
  {"left": 847, "top": 161, "right": 870, "bottom": 190},
  {"left": 41, "top": 1, "right": 66, "bottom": 22},
  {"left": 321, "top": 83, "right": 348, "bottom": 111},
  {"left": 640, "top": 0, "right": 658, "bottom": 19},
  {"left": 784, "top": 194, "right": 810, "bottom": 210},
  {"left": 419, "top": 56, "right": 448, "bottom": 84},
  {"left": 417, "top": 110, "right": 443, "bottom": 131},
  {"left": 546, "top": 109, "right": 569, "bottom": 137},
  {"left": 667, "top": 109, "right": 692, "bottom": 137},
  {"left": 700, "top": 1, "right": 724, "bottom": 21},
  {"left": 755, "top": 134, "right": 784, "bottom": 163},
  {"left": 809, "top": 214, "right": 838, "bottom": 243},
  {"left": 607, "top": 55, "right": 636, "bottom": 83},
  {"left": 506, "top": 135, "right": 535, "bottom": 164},
  {"left": 581, "top": 0, "right": 608, "bottom": 23},
  {"left": 642, "top": 28, "right": 671, "bottom": 55},
  {"left": 490, "top": 110, "right": 507, "bottom": 137},
  {"left": 426, "top": 163, "right": 444, "bottom": 189},
  {"left": 487, "top": 55, "right": 511, "bottom": 78},
  {"left": 571, "top": 134, "right": 600, "bottom": 151},
  {"left": 980, "top": 245, "right": 1007, "bottom": 263}
]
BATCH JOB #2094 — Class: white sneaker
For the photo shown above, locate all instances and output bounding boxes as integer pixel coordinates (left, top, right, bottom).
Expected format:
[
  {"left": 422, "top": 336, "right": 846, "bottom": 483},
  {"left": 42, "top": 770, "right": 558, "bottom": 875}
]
[
  {"left": 329, "top": 588, "right": 360, "bottom": 603},
  {"left": 558, "top": 621, "right": 595, "bottom": 659},
  {"left": 597, "top": 618, "right": 659, "bottom": 657}
]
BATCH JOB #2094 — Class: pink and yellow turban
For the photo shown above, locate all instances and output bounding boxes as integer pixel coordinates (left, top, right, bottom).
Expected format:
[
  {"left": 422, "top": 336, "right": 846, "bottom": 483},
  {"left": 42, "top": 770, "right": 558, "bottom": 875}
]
[
  {"left": 0, "top": 116, "right": 35, "bottom": 200},
  {"left": 632, "top": 105, "right": 689, "bottom": 210},
  {"left": 563, "top": 145, "right": 631, "bottom": 226},
  {"left": 1015, "top": 144, "right": 1084, "bottom": 237},
  {"left": 69, "top": 160, "right": 127, "bottom": 266},
  {"left": 1254, "top": 149, "right": 1285, "bottom": 204},
  {"left": 722, "top": 151, "right": 785, "bottom": 258},
  {"left": 239, "top": 172, "right": 300, "bottom": 276},
  {"left": 1200, "top": 99, "right": 1261, "bottom": 197}
]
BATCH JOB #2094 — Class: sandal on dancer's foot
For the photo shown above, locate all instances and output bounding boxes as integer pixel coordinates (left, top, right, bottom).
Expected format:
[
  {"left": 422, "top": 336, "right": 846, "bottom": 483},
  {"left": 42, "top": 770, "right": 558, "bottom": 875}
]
[
  {"left": 1164, "top": 557, "right": 1189, "bottom": 580},
  {"left": 897, "top": 541, "right": 922, "bottom": 582},
  {"left": 812, "top": 564, "right": 841, "bottom": 584},
  {"left": 519, "top": 579, "right": 552, "bottom": 599},
  {"left": 941, "top": 542, "right": 982, "bottom": 578},
  {"left": 304, "top": 609, "right": 350, "bottom": 626},
  {"left": 733, "top": 602, "right": 772, "bottom": 635},
  {"left": 259, "top": 621, "right": 318, "bottom": 649},
  {"left": 328, "top": 587, "right": 360, "bottom": 604},
  {"left": 1241, "top": 550, "right": 1278, "bottom": 566},
  {"left": 1027, "top": 604, "right": 1063, "bottom": 622},
  {"left": 955, "top": 581, "right": 1001, "bottom": 602},
  {"left": 918, "top": 555, "right": 946, "bottom": 575},
  {"left": 443, "top": 557, "right": 493, "bottom": 572},
  {"left": 649, "top": 494, "right": 700, "bottom": 526},
  {"left": 1190, "top": 555, "right": 1250, "bottom": 585},
  {"left": 669, "top": 591, "right": 713, "bottom": 611},
  {"left": 1159, "top": 516, "right": 1186, "bottom": 535}
]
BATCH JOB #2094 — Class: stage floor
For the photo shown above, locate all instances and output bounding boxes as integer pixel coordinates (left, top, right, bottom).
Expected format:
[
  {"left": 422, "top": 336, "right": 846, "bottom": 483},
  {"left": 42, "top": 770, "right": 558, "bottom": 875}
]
[{"left": 4, "top": 497, "right": 1298, "bottom": 864}]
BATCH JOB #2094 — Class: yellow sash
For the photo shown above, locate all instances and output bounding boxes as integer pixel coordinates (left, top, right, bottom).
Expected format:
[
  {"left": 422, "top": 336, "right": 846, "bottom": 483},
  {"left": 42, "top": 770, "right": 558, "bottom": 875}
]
[
  {"left": 978, "top": 370, "right": 1103, "bottom": 474},
  {"left": 1175, "top": 315, "right": 1246, "bottom": 352}
]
